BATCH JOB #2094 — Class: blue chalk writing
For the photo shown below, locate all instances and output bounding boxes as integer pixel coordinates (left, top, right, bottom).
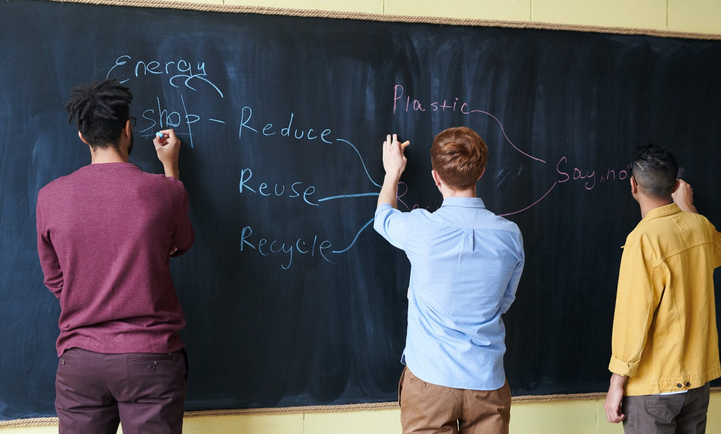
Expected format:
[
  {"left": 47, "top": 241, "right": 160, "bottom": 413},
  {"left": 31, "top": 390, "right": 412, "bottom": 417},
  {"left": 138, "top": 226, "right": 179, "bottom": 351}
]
[
  {"left": 238, "top": 106, "right": 333, "bottom": 145},
  {"left": 335, "top": 138, "right": 381, "bottom": 188},
  {"left": 332, "top": 218, "right": 375, "bottom": 254},
  {"left": 317, "top": 192, "right": 379, "bottom": 203},
  {"left": 236, "top": 105, "right": 390, "bottom": 269},
  {"left": 140, "top": 96, "right": 200, "bottom": 148},
  {"left": 239, "top": 168, "right": 318, "bottom": 207},
  {"left": 107, "top": 54, "right": 224, "bottom": 98},
  {"left": 240, "top": 225, "right": 335, "bottom": 269},
  {"left": 180, "top": 95, "right": 198, "bottom": 148}
]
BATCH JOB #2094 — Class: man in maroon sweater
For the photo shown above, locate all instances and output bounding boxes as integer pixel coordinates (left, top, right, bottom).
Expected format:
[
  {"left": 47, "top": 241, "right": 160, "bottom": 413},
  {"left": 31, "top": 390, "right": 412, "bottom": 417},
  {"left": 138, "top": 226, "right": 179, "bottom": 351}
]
[{"left": 36, "top": 79, "right": 194, "bottom": 433}]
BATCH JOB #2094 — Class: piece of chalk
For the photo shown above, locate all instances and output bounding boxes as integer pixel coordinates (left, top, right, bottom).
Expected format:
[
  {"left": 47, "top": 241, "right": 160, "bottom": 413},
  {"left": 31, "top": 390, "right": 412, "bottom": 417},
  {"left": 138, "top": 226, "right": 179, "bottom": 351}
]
[
  {"left": 156, "top": 132, "right": 164, "bottom": 138},
  {"left": 401, "top": 141, "right": 411, "bottom": 148}
]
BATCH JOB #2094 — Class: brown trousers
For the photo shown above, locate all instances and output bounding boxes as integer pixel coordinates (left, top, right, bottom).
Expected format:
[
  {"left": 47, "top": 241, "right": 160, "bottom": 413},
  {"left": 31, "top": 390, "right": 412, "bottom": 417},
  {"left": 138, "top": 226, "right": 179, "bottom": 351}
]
[
  {"left": 622, "top": 383, "right": 710, "bottom": 434},
  {"left": 55, "top": 348, "right": 188, "bottom": 434},
  {"left": 399, "top": 367, "right": 511, "bottom": 434}
]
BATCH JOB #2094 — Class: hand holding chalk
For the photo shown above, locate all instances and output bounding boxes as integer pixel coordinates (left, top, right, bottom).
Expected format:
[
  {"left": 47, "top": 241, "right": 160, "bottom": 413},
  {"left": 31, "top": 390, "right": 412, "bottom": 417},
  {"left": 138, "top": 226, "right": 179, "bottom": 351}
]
[
  {"left": 672, "top": 179, "right": 697, "bottom": 214},
  {"left": 382, "top": 133, "right": 408, "bottom": 178},
  {"left": 153, "top": 129, "right": 182, "bottom": 179}
]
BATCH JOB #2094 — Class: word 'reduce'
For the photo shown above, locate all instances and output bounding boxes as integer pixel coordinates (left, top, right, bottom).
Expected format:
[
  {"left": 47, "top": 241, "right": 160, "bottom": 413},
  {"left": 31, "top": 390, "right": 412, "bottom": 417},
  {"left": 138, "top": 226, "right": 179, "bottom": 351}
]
[{"left": 238, "top": 107, "right": 333, "bottom": 144}]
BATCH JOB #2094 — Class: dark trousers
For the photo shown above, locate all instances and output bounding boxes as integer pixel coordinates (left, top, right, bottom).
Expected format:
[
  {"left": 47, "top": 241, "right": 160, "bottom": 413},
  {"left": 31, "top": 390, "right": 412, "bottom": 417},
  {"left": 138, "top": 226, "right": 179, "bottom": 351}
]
[
  {"left": 55, "top": 348, "right": 188, "bottom": 434},
  {"left": 622, "top": 383, "right": 710, "bottom": 434},
  {"left": 399, "top": 367, "right": 511, "bottom": 434}
]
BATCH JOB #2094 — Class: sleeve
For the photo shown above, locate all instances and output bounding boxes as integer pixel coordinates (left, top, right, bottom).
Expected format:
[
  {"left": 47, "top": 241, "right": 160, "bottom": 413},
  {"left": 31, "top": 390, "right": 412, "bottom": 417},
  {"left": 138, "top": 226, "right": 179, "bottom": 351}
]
[
  {"left": 500, "top": 233, "right": 525, "bottom": 314},
  {"left": 373, "top": 204, "right": 411, "bottom": 250},
  {"left": 170, "top": 185, "right": 194, "bottom": 257},
  {"left": 712, "top": 224, "right": 721, "bottom": 269},
  {"left": 36, "top": 194, "right": 63, "bottom": 298},
  {"left": 608, "top": 242, "right": 659, "bottom": 377}
]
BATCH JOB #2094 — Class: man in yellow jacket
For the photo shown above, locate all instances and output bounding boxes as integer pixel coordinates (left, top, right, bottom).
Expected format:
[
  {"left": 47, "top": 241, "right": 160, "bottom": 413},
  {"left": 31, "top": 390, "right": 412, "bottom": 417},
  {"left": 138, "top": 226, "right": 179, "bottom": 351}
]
[{"left": 605, "top": 144, "right": 721, "bottom": 433}]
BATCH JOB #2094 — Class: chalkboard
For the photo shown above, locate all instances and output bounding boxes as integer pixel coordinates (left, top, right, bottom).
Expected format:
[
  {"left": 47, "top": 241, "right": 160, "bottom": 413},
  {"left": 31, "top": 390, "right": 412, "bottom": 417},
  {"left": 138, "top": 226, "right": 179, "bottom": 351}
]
[{"left": 1, "top": 0, "right": 721, "bottom": 421}]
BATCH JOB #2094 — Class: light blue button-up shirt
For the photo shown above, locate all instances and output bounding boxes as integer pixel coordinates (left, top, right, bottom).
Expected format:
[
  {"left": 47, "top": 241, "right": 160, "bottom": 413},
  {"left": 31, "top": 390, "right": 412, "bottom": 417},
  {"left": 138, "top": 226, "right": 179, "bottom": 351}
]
[{"left": 374, "top": 197, "right": 524, "bottom": 390}]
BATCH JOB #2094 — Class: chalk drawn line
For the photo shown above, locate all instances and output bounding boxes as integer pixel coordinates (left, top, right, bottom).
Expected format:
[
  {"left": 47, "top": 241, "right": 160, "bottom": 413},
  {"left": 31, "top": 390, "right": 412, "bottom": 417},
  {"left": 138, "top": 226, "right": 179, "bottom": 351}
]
[
  {"left": 336, "top": 138, "right": 382, "bottom": 188},
  {"left": 499, "top": 181, "right": 557, "bottom": 217},
  {"left": 470, "top": 110, "right": 546, "bottom": 164},
  {"left": 318, "top": 192, "right": 380, "bottom": 203},
  {"left": 333, "top": 217, "right": 375, "bottom": 254}
]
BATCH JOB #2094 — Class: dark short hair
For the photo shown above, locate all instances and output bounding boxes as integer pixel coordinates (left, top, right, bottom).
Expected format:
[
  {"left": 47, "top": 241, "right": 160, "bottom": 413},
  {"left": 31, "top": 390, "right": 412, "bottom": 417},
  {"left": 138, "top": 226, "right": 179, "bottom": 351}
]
[
  {"left": 632, "top": 144, "right": 678, "bottom": 200},
  {"left": 430, "top": 127, "right": 489, "bottom": 190},
  {"left": 64, "top": 79, "right": 133, "bottom": 150}
]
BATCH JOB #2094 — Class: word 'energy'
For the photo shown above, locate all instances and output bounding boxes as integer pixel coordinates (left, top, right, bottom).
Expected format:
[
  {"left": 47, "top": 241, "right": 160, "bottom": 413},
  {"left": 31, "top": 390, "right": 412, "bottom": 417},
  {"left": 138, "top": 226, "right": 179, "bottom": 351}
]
[{"left": 106, "top": 54, "right": 224, "bottom": 97}]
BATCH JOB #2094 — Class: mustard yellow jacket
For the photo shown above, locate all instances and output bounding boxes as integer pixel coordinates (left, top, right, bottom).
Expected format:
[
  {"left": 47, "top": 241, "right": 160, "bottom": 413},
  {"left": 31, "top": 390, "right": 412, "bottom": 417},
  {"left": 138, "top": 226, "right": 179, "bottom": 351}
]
[{"left": 609, "top": 204, "right": 721, "bottom": 396}]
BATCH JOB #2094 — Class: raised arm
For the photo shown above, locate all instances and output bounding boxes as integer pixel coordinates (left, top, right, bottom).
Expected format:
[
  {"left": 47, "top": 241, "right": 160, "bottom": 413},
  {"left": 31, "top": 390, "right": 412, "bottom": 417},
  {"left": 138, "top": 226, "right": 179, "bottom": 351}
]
[
  {"left": 377, "top": 134, "right": 408, "bottom": 209},
  {"left": 672, "top": 179, "right": 697, "bottom": 213},
  {"left": 154, "top": 129, "right": 182, "bottom": 179}
]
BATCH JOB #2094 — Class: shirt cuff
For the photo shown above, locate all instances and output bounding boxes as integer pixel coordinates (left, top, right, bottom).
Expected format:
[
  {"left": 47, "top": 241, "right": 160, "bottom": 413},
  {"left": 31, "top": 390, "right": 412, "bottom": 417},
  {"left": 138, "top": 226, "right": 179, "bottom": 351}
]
[{"left": 608, "top": 356, "right": 639, "bottom": 377}]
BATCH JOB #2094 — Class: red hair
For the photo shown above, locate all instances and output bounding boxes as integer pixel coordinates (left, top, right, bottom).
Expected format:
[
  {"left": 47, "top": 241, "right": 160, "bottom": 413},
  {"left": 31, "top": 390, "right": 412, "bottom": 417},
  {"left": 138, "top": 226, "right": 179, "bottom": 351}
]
[{"left": 430, "top": 127, "right": 488, "bottom": 190}]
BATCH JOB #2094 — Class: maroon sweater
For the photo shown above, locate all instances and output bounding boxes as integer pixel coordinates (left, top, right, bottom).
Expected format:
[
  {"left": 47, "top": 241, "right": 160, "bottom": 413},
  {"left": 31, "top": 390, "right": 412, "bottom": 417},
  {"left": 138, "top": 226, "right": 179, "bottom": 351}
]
[{"left": 36, "top": 162, "right": 194, "bottom": 356}]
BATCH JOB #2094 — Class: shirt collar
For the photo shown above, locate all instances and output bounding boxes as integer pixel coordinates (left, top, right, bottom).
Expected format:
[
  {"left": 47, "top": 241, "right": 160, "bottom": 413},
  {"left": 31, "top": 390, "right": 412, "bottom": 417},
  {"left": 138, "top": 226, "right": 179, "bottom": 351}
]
[
  {"left": 84, "top": 162, "right": 140, "bottom": 170},
  {"left": 441, "top": 197, "right": 486, "bottom": 209},
  {"left": 641, "top": 203, "right": 681, "bottom": 222}
]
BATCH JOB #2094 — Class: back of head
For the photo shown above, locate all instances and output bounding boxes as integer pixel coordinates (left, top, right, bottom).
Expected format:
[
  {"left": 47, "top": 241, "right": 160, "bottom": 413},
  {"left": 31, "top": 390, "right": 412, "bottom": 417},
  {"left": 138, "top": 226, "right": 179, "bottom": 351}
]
[
  {"left": 632, "top": 144, "right": 678, "bottom": 200},
  {"left": 65, "top": 79, "right": 133, "bottom": 150},
  {"left": 431, "top": 127, "right": 489, "bottom": 190}
]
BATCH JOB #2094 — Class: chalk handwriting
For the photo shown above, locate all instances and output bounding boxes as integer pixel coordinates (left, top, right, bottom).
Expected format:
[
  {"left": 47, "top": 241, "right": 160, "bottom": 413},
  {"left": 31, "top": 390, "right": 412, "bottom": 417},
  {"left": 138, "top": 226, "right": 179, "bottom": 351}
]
[
  {"left": 141, "top": 96, "right": 201, "bottom": 148},
  {"left": 240, "top": 226, "right": 334, "bottom": 270},
  {"left": 556, "top": 156, "right": 632, "bottom": 191},
  {"left": 239, "top": 106, "right": 332, "bottom": 144},
  {"left": 393, "top": 84, "right": 545, "bottom": 164},
  {"left": 239, "top": 168, "right": 318, "bottom": 207},
  {"left": 233, "top": 104, "right": 395, "bottom": 269},
  {"left": 107, "top": 55, "right": 224, "bottom": 97},
  {"left": 394, "top": 84, "right": 474, "bottom": 114}
]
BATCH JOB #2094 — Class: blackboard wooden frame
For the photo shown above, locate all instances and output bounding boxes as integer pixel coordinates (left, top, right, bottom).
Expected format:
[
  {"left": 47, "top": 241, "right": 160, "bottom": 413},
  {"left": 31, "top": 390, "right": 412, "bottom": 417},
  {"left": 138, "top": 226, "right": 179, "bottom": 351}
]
[
  {"left": 32, "top": 0, "right": 721, "bottom": 41},
  {"left": 2, "top": 0, "right": 721, "bottom": 426}
]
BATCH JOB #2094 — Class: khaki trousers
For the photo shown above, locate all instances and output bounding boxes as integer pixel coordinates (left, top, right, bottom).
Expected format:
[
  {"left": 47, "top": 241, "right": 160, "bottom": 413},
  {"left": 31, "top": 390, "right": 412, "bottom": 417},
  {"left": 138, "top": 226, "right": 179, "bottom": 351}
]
[{"left": 399, "top": 367, "right": 511, "bottom": 434}]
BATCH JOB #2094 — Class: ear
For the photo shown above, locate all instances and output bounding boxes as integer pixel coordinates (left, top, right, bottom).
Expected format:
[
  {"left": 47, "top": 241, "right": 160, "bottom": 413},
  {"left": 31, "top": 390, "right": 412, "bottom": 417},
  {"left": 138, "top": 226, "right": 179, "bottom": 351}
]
[
  {"left": 431, "top": 170, "right": 442, "bottom": 187},
  {"left": 477, "top": 167, "right": 486, "bottom": 181},
  {"left": 629, "top": 176, "right": 638, "bottom": 193},
  {"left": 672, "top": 179, "right": 680, "bottom": 194},
  {"left": 123, "top": 119, "right": 132, "bottom": 137},
  {"left": 78, "top": 131, "right": 91, "bottom": 145}
]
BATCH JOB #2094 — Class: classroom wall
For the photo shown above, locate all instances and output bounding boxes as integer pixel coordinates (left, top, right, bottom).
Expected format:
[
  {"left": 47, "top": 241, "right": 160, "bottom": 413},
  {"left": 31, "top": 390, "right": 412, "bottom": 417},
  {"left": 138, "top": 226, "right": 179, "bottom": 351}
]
[{"left": 3, "top": 0, "right": 720, "bottom": 433}]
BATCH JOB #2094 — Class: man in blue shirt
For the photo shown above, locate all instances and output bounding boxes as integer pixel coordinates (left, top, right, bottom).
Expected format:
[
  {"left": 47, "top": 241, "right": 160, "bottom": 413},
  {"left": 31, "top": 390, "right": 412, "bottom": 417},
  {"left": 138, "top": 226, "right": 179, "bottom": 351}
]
[{"left": 374, "top": 128, "right": 524, "bottom": 433}]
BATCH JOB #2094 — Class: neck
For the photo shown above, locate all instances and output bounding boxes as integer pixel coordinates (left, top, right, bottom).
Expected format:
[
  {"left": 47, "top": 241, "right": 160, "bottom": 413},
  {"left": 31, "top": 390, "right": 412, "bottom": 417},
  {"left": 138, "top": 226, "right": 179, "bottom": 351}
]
[
  {"left": 441, "top": 185, "right": 477, "bottom": 199},
  {"left": 638, "top": 195, "right": 672, "bottom": 218},
  {"left": 90, "top": 146, "right": 128, "bottom": 164}
]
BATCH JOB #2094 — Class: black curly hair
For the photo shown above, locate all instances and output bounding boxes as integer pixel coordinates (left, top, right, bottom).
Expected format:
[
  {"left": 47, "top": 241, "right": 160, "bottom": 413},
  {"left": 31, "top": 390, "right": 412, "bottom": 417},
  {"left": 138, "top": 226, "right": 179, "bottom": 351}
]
[{"left": 65, "top": 79, "right": 133, "bottom": 150}]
